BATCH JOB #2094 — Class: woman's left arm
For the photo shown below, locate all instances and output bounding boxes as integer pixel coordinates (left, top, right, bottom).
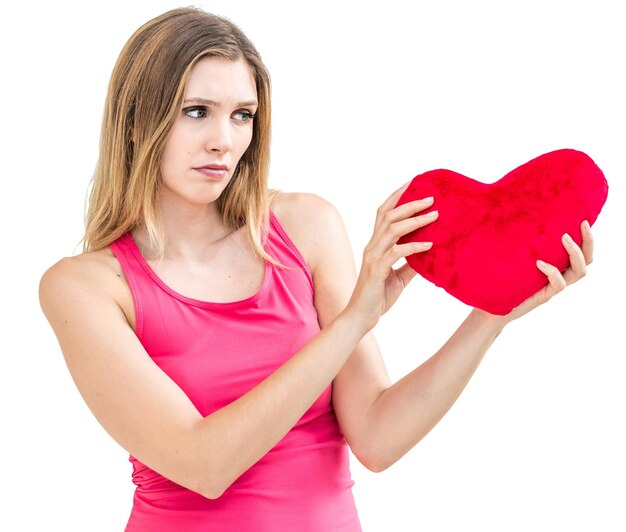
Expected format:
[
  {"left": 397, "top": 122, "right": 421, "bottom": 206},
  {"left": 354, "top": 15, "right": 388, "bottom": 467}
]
[
  {"left": 356, "top": 221, "right": 594, "bottom": 471},
  {"left": 296, "top": 193, "right": 594, "bottom": 473}
]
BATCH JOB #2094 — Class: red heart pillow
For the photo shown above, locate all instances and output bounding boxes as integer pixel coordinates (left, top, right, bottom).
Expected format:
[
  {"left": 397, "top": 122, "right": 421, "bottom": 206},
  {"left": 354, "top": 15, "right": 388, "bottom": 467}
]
[{"left": 396, "top": 149, "right": 608, "bottom": 315}]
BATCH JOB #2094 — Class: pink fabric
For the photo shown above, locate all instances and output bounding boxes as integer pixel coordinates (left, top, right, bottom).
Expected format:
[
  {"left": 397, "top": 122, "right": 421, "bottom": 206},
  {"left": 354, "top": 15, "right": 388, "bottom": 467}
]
[{"left": 109, "top": 210, "right": 361, "bottom": 531}]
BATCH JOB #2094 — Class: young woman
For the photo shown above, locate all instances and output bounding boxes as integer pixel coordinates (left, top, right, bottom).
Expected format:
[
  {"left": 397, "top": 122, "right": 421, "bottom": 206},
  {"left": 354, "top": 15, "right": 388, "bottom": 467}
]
[{"left": 38, "top": 7, "right": 593, "bottom": 531}]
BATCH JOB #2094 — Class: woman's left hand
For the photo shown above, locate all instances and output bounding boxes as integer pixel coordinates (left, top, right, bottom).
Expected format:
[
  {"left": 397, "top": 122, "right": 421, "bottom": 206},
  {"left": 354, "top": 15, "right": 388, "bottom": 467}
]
[{"left": 486, "top": 220, "right": 595, "bottom": 325}]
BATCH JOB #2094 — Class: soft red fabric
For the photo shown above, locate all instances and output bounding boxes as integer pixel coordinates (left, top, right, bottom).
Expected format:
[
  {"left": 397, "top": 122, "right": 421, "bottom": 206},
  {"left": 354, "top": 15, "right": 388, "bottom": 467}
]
[{"left": 396, "top": 149, "right": 608, "bottom": 315}]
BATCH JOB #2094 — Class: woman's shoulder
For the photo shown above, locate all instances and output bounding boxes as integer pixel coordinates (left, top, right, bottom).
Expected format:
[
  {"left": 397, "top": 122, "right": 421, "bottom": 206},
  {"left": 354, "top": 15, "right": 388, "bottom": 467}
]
[
  {"left": 269, "top": 190, "right": 347, "bottom": 273},
  {"left": 270, "top": 190, "right": 334, "bottom": 224},
  {"left": 40, "top": 247, "right": 119, "bottom": 287},
  {"left": 39, "top": 247, "right": 132, "bottom": 321}
]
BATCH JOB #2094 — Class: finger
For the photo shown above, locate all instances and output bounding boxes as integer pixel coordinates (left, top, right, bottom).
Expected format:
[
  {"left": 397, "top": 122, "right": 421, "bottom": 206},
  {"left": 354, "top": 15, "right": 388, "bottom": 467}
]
[
  {"left": 398, "top": 209, "right": 439, "bottom": 235},
  {"left": 372, "top": 210, "right": 439, "bottom": 252},
  {"left": 536, "top": 260, "right": 567, "bottom": 293},
  {"left": 561, "top": 232, "right": 587, "bottom": 284},
  {"left": 377, "top": 181, "right": 414, "bottom": 219},
  {"left": 581, "top": 220, "right": 594, "bottom": 265},
  {"left": 385, "top": 196, "right": 435, "bottom": 224},
  {"left": 387, "top": 241, "right": 433, "bottom": 267},
  {"left": 394, "top": 261, "right": 419, "bottom": 287},
  {"left": 367, "top": 208, "right": 437, "bottom": 260}
]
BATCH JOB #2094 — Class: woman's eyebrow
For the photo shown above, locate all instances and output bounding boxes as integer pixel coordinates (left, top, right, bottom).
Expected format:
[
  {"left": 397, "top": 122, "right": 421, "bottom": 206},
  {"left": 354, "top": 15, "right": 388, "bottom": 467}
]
[{"left": 183, "top": 97, "right": 258, "bottom": 107}]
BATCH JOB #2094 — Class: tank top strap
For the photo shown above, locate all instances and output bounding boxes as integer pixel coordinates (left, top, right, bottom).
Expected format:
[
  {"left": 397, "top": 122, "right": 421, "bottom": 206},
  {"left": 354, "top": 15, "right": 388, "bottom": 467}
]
[
  {"left": 267, "top": 209, "right": 314, "bottom": 296},
  {"left": 109, "top": 232, "right": 146, "bottom": 339},
  {"left": 108, "top": 209, "right": 315, "bottom": 336}
]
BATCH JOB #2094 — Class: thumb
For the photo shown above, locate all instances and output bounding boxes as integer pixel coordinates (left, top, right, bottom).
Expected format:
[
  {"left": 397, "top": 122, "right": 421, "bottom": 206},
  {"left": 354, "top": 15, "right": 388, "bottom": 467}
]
[{"left": 395, "top": 262, "right": 418, "bottom": 287}]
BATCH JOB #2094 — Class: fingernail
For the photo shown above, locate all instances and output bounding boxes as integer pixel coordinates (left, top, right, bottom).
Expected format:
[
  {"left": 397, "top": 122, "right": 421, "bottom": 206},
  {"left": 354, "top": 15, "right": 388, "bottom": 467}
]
[
  {"left": 423, "top": 196, "right": 434, "bottom": 203},
  {"left": 563, "top": 233, "right": 574, "bottom": 244},
  {"left": 536, "top": 259, "right": 547, "bottom": 268},
  {"left": 425, "top": 210, "right": 438, "bottom": 219}
]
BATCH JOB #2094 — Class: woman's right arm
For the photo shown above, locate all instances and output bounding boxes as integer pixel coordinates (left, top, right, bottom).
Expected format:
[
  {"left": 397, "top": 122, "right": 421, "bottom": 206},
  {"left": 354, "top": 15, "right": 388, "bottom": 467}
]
[
  {"left": 39, "top": 184, "right": 430, "bottom": 500},
  {"left": 39, "top": 256, "right": 371, "bottom": 499}
]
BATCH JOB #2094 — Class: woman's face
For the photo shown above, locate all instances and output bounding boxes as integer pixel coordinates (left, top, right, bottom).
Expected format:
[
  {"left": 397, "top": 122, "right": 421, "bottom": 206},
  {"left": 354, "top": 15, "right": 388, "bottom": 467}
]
[{"left": 159, "top": 56, "right": 258, "bottom": 208}]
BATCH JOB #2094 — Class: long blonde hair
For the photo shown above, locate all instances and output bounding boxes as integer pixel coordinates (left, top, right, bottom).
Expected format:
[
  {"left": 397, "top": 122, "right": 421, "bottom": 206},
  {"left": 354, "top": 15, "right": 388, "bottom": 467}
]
[{"left": 81, "top": 7, "right": 281, "bottom": 265}]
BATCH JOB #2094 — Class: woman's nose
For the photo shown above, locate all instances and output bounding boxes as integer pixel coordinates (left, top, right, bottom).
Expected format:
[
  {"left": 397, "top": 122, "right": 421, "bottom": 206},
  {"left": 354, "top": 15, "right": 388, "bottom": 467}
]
[{"left": 204, "top": 116, "right": 233, "bottom": 153}]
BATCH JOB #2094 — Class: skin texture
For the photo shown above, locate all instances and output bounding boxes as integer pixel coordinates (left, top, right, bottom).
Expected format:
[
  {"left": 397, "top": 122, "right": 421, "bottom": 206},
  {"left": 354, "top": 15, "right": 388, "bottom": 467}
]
[
  {"left": 135, "top": 56, "right": 259, "bottom": 261},
  {"left": 39, "top": 57, "right": 593, "bottom": 500}
]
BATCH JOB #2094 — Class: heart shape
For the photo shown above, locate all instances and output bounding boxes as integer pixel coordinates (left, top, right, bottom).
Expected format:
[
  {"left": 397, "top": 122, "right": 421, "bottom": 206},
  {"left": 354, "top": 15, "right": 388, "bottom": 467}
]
[{"left": 396, "top": 149, "right": 608, "bottom": 315}]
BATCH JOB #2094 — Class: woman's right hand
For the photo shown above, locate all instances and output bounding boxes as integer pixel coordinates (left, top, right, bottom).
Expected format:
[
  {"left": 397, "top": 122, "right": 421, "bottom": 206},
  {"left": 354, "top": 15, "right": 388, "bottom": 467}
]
[{"left": 344, "top": 181, "right": 439, "bottom": 331}]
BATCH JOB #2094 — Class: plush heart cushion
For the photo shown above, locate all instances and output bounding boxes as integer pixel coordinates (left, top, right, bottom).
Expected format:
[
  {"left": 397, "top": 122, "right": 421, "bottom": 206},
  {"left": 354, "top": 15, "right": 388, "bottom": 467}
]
[{"left": 396, "top": 149, "right": 608, "bottom": 315}]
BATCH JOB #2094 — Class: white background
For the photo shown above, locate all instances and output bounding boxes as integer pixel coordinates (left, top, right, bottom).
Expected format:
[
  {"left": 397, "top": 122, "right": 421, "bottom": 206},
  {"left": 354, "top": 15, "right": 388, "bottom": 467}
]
[{"left": 2, "top": 1, "right": 624, "bottom": 530}]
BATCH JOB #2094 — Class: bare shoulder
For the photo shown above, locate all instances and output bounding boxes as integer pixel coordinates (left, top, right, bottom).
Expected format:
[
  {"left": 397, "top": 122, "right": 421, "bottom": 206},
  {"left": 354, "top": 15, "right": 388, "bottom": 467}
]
[
  {"left": 269, "top": 191, "right": 348, "bottom": 273},
  {"left": 39, "top": 248, "right": 135, "bottom": 329},
  {"left": 40, "top": 249, "right": 118, "bottom": 299}
]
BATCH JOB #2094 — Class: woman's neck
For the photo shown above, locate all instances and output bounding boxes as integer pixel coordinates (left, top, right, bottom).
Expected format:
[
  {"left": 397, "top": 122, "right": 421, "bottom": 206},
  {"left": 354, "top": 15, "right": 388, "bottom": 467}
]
[{"left": 133, "top": 197, "right": 238, "bottom": 262}]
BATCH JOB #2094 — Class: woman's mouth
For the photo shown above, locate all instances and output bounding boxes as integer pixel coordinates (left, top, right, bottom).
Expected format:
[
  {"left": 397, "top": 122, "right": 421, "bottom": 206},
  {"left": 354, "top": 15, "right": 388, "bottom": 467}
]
[{"left": 194, "top": 165, "right": 228, "bottom": 180}]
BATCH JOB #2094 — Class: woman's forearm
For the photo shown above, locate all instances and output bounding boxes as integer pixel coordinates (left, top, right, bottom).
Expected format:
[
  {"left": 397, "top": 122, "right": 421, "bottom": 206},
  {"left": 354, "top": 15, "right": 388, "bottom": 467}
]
[
  {"left": 362, "top": 308, "right": 506, "bottom": 471},
  {"left": 194, "top": 307, "right": 369, "bottom": 499}
]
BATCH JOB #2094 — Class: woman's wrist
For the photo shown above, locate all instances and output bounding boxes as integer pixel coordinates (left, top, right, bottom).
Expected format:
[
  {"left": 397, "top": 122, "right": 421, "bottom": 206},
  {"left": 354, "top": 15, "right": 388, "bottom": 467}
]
[
  {"left": 469, "top": 307, "right": 509, "bottom": 337},
  {"left": 336, "top": 304, "right": 377, "bottom": 341}
]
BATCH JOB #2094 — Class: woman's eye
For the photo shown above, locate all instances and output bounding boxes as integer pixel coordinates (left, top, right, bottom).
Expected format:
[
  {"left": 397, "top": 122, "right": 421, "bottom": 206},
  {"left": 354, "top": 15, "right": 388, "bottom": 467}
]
[
  {"left": 184, "top": 106, "right": 207, "bottom": 119},
  {"left": 233, "top": 110, "right": 255, "bottom": 123}
]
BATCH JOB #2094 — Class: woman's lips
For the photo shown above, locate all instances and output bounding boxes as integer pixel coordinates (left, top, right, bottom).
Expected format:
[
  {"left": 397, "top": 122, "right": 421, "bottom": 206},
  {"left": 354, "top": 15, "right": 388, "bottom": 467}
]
[{"left": 195, "top": 166, "right": 227, "bottom": 180}]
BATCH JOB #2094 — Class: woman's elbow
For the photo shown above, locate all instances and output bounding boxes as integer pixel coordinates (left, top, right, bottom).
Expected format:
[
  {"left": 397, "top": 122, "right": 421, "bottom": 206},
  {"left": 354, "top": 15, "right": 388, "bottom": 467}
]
[
  {"left": 354, "top": 447, "right": 394, "bottom": 473},
  {"left": 199, "top": 487, "right": 226, "bottom": 500},
  {"left": 194, "top": 460, "right": 237, "bottom": 499},
  {"left": 196, "top": 477, "right": 228, "bottom": 500}
]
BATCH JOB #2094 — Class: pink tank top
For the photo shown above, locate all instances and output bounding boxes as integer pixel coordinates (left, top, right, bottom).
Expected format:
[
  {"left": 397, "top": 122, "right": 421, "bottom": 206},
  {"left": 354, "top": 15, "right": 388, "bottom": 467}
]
[{"left": 109, "top": 210, "right": 361, "bottom": 531}]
